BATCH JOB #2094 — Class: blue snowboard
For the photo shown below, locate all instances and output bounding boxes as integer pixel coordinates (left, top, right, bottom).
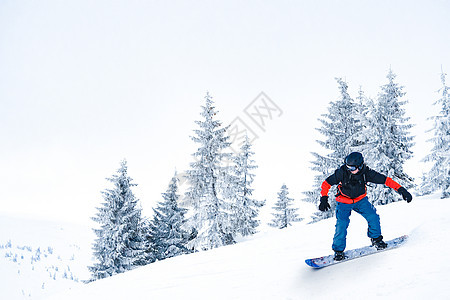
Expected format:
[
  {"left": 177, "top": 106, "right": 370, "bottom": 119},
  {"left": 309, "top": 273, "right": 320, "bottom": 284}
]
[{"left": 305, "top": 235, "right": 408, "bottom": 268}]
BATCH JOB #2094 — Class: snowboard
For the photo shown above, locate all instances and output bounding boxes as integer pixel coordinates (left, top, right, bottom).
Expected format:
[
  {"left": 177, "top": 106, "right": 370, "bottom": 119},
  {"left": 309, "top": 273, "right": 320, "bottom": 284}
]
[{"left": 305, "top": 235, "right": 408, "bottom": 269}]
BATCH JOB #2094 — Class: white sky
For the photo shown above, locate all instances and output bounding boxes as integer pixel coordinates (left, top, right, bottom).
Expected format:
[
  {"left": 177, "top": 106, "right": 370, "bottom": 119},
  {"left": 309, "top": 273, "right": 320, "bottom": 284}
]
[{"left": 1, "top": 0, "right": 449, "bottom": 223}]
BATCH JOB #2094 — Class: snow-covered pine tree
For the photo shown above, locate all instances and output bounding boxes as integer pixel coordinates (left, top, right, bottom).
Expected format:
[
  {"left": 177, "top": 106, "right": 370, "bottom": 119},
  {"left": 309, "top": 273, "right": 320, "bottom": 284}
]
[
  {"left": 422, "top": 68, "right": 450, "bottom": 198},
  {"left": 269, "top": 185, "right": 302, "bottom": 229},
  {"left": 304, "top": 78, "right": 362, "bottom": 221},
  {"left": 140, "top": 217, "right": 157, "bottom": 265},
  {"left": 229, "top": 136, "right": 265, "bottom": 236},
  {"left": 353, "top": 87, "right": 373, "bottom": 148},
  {"left": 89, "top": 160, "right": 147, "bottom": 281},
  {"left": 148, "top": 172, "right": 192, "bottom": 261},
  {"left": 184, "top": 93, "right": 235, "bottom": 251},
  {"left": 360, "top": 69, "right": 415, "bottom": 205}
]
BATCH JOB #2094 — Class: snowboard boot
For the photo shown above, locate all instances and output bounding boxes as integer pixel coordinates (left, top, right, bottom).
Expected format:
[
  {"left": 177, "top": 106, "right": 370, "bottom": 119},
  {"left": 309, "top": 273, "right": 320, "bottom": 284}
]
[
  {"left": 334, "top": 251, "right": 346, "bottom": 261},
  {"left": 371, "top": 235, "right": 388, "bottom": 250}
]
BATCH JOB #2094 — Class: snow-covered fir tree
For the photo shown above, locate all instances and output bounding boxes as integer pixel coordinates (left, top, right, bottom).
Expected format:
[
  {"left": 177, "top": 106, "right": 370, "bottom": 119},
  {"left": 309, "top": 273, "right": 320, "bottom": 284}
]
[
  {"left": 304, "top": 78, "right": 362, "bottom": 221},
  {"left": 269, "top": 185, "right": 302, "bottom": 229},
  {"left": 89, "top": 160, "right": 147, "bottom": 281},
  {"left": 148, "top": 172, "right": 192, "bottom": 261},
  {"left": 359, "top": 69, "right": 415, "bottom": 205},
  {"left": 422, "top": 68, "right": 450, "bottom": 198},
  {"left": 353, "top": 87, "right": 373, "bottom": 148},
  {"left": 184, "top": 93, "right": 235, "bottom": 251},
  {"left": 229, "top": 136, "right": 265, "bottom": 237},
  {"left": 140, "top": 218, "right": 156, "bottom": 265}
]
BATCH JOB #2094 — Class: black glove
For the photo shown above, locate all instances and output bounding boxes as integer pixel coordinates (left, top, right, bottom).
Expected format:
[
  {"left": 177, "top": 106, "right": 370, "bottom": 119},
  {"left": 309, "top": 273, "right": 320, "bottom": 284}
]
[
  {"left": 397, "top": 187, "right": 412, "bottom": 203},
  {"left": 319, "top": 196, "right": 331, "bottom": 211}
]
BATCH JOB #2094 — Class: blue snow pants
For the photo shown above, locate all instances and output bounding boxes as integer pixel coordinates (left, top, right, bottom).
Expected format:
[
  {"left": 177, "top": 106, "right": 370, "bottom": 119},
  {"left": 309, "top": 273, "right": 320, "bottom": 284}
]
[{"left": 332, "top": 197, "right": 381, "bottom": 252}]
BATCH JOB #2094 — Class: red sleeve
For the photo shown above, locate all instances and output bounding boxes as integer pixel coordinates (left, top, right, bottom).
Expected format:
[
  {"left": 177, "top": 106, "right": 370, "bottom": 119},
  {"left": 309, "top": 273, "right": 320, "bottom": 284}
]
[
  {"left": 321, "top": 180, "right": 332, "bottom": 196},
  {"left": 385, "top": 177, "right": 401, "bottom": 191}
]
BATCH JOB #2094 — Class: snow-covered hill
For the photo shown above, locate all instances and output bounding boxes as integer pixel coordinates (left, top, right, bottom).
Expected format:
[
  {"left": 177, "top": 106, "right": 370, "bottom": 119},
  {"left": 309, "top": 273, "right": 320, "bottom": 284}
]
[{"left": 2, "top": 194, "right": 449, "bottom": 299}]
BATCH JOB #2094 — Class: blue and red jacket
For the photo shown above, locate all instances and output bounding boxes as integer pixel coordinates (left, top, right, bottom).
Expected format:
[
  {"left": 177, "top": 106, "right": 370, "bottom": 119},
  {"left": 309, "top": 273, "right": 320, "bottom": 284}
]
[{"left": 321, "top": 165, "right": 402, "bottom": 204}]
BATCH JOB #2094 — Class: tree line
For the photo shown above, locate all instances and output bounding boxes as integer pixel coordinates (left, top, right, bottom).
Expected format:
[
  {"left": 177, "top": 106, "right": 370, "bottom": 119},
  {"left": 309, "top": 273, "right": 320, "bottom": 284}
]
[{"left": 88, "top": 93, "right": 300, "bottom": 281}]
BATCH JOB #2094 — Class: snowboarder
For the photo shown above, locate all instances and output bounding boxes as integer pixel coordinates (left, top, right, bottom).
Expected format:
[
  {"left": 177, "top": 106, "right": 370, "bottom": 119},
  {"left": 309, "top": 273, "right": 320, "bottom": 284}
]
[{"left": 319, "top": 152, "right": 412, "bottom": 261}]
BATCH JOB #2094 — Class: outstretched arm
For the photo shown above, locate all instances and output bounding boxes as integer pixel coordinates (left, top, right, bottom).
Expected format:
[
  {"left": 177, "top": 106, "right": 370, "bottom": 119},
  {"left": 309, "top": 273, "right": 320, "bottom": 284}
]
[
  {"left": 385, "top": 177, "right": 412, "bottom": 202},
  {"left": 367, "top": 169, "right": 413, "bottom": 203}
]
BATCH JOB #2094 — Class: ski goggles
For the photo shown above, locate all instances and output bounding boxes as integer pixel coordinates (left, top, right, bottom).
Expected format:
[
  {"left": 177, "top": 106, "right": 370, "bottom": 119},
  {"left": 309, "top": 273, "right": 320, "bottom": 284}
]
[{"left": 346, "top": 164, "right": 359, "bottom": 171}]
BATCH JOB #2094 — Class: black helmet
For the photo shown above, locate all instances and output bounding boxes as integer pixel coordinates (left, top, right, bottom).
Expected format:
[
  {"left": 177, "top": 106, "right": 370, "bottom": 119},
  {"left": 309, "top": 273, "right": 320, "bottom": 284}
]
[{"left": 345, "top": 152, "right": 364, "bottom": 170}]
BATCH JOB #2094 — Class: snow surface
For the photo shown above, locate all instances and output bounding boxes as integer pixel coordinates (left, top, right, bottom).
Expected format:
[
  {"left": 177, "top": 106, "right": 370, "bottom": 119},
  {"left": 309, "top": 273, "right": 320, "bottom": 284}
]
[
  {"left": 0, "top": 215, "right": 93, "bottom": 299},
  {"left": 2, "top": 194, "right": 450, "bottom": 299}
]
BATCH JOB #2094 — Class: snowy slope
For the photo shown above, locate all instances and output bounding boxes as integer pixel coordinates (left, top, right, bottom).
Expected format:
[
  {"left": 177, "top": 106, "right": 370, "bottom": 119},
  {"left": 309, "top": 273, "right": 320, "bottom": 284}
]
[
  {"left": 40, "top": 194, "right": 449, "bottom": 299},
  {"left": 0, "top": 215, "right": 94, "bottom": 299}
]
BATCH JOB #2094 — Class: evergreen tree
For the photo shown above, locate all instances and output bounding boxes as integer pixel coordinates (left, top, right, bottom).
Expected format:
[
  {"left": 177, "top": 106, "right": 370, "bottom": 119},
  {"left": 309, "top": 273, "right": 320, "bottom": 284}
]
[
  {"left": 229, "top": 136, "right": 265, "bottom": 236},
  {"left": 184, "top": 93, "right": 234, "bottom": 251},
  {"left": 89, "top": 160, "right": 147, "bottom": 281},
  {"left": 149, "top": 173, "right": 192, "bottom": 261},
  {"left": 360, "top": 69, "right": 415, "bottom": 205},
  {"left": 140, "top": 218, "right": 157, "bottom": 265},
  {"left": 353, "top": 87, "right": 373, "bottom": 149},
  {"left": 422, "top": 69, "right": 450, "bottom": 198},
  {"left": 304, "top": 78, "right": 361, "bottom": 221},
  {"left": 269, "top": 185, "right": 302, "bottom": 229}
]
